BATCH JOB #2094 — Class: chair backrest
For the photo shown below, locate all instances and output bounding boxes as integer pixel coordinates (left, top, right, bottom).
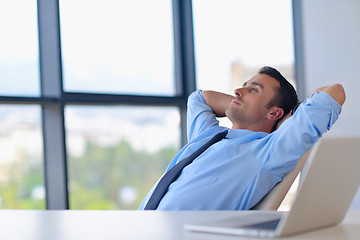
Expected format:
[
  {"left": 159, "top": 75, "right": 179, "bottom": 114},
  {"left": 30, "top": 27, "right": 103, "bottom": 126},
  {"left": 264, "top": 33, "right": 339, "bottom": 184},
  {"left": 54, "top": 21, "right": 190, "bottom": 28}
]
[{"left": 250, "top": 147, "right": 314, "bottom": 210}]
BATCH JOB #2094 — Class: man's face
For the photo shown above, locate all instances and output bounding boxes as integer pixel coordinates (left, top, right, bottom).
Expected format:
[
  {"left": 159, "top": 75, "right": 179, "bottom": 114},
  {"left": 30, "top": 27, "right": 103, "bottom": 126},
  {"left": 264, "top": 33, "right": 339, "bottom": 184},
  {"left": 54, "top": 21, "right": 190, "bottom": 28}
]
[{"left": 225, "top": 74, "right": 280, "bottom": 129}]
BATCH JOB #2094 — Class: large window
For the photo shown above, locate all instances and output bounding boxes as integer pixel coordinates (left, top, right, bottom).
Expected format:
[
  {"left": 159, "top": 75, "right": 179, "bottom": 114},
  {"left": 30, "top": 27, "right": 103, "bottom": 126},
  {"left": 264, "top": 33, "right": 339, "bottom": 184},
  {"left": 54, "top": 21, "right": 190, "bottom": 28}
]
[{"left": 0, "top": 0, "right": 298, "bottom": 210}]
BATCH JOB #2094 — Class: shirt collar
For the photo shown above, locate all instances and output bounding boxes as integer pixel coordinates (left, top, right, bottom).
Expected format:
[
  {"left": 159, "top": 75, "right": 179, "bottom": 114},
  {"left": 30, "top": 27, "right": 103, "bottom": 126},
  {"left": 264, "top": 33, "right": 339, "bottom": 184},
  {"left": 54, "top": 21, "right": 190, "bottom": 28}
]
[{"left": 226, "top": 128, "right": 268, "bottom": 139}]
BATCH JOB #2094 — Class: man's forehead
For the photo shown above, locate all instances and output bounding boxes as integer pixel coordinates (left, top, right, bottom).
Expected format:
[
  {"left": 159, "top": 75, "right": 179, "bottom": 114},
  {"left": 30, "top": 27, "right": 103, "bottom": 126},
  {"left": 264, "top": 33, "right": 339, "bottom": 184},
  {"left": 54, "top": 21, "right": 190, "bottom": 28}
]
[
  {"left": 242, "top": 81, "right": 264, "bottom": 89},
  {"left": 243, "top": 74, "right": 279, "bottom": 89}
]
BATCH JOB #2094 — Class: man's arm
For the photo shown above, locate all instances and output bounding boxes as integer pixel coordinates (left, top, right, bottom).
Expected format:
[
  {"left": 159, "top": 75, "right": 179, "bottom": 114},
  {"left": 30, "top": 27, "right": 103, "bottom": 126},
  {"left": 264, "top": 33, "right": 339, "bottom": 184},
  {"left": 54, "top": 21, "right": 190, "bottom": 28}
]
[
  {"left": 202, "top": 91, "right": 234, "bottom": 117},
  {"left": 292, "top": 84, "right": 346, "bottom": 115},
  {"left": 276, "top": 84, "right": 345, "bottom": 130}
]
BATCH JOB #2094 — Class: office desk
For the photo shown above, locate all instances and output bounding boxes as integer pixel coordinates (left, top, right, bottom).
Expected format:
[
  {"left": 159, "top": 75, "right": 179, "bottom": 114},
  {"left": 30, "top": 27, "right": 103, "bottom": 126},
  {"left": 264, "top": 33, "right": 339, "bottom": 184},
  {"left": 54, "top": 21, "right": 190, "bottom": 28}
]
[{"left": 0, "top": 210, "right": 359, "bottom": 240}]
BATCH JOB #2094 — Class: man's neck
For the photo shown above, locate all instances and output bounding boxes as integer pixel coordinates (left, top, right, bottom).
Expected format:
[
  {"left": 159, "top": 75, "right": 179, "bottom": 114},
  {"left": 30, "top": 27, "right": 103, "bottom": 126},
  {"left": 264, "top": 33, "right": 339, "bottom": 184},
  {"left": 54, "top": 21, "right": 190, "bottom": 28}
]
[{"left": 231, "top": 122, "right": 273, "bottom": 133}]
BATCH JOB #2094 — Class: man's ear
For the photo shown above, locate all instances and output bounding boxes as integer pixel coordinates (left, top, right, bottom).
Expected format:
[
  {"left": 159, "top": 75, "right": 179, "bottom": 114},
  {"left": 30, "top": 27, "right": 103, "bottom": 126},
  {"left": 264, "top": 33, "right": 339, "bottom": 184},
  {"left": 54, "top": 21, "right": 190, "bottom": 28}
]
[
  {"left": 267, "top": 107, "right": 284, "bottom": 121},
  {"left": 275, "top": 111, "right": 292, "bottom": 130}
]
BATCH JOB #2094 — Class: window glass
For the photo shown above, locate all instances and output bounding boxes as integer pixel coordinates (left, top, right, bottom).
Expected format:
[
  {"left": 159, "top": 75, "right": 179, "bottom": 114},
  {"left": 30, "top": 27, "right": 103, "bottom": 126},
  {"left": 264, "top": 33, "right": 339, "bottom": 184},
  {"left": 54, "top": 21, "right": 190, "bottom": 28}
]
[
  {"left": 0, "top": 105, "right": 45, "bottom": 209},
  {"left": 60, "top": 0, "right": 175, "bottom": 96},
  {"left": 0, "top": 1, "right": 40, "bottom": 96},
  {"left": 65, "top": 105, "right": 180, "bottom": 209},
  {"left": 193, "top": 0, "right": 295, "bottom": 94}
]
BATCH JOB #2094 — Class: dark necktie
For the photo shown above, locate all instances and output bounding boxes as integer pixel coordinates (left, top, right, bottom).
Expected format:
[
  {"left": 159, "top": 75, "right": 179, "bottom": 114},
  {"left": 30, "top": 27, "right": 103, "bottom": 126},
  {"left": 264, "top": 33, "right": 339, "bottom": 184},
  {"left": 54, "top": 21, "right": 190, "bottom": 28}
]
[{"left": 144, "top": 130, "right": 228, "bottom": 210}]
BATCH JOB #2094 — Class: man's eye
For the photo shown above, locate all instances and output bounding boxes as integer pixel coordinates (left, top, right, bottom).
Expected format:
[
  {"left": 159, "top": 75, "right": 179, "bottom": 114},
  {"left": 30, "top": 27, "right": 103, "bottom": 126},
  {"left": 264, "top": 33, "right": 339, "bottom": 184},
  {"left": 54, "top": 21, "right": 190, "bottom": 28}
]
[{"left": 251, "top": 88, "right": 258, "bottom": 92}]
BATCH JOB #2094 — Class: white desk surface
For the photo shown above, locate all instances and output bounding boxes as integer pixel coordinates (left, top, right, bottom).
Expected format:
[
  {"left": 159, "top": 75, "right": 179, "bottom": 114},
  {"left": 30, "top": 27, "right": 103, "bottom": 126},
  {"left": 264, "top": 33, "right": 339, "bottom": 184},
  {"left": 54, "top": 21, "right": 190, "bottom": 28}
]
[{"left": 0, "top": 210, "right": 359, "bottom": 240}]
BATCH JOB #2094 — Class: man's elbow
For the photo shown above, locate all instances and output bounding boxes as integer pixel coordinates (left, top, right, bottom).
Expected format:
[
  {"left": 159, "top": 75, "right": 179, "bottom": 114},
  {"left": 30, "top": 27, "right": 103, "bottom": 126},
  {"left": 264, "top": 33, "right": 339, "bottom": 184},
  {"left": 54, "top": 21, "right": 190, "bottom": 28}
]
[{"left": 324, "top": 83, "right": 346, "bottom": 106}]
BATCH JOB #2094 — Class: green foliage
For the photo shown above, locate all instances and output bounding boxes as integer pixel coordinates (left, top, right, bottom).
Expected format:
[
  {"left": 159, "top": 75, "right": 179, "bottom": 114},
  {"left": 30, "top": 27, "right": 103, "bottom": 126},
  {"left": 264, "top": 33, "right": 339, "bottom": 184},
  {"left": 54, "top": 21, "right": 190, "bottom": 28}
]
[
  {"left": 0, "top": 138, "right": 177, "bottom": 210},
  {"left": 68, "top": 139, "right": 177, "bottom": 210},
  {"left": 0, "top": 150, "right": 45, "bottom": 209}
]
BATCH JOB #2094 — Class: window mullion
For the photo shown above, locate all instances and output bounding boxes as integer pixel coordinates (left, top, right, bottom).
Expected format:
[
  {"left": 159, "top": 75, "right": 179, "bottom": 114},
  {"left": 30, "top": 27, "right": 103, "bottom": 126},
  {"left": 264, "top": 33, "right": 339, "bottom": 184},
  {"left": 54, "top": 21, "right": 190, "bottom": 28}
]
[
  {"left": 38, "top": 0, "right": 68, "bottom": 209},
  {"left": 292, "top": 0, "right": 306, "bottom": 101},
  {"left": 173, "top": 0, "right": 196, "bottom": 146}
]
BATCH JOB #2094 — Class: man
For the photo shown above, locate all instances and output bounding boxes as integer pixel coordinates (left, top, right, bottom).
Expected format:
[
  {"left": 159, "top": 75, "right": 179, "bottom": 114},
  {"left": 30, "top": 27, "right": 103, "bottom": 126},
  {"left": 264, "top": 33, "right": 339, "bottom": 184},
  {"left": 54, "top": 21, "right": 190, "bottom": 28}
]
[{"left": 138, "top": 66, "right": 345, "bottom": 210}]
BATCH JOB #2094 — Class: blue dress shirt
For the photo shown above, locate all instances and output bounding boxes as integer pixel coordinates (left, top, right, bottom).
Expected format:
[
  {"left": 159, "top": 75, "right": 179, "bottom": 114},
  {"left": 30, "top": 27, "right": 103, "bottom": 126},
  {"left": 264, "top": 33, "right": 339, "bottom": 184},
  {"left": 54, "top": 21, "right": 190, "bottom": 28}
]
[{"left": 138, "top": 90, "right": 342, "bottom": 210}]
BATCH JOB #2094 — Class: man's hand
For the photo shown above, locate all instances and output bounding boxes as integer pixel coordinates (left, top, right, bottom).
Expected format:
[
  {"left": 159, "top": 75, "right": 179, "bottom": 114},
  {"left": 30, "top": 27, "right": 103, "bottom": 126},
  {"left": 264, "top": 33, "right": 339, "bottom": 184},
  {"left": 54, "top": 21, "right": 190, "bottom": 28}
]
[{"left": 202, "top": 91, "right": 234, "bottom": 117}]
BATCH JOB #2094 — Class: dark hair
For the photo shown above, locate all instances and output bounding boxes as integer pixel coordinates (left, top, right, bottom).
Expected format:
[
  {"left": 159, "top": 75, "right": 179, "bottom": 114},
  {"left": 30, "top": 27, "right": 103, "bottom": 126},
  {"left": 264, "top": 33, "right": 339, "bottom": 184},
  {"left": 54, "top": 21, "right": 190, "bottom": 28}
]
[{"left": 258, "top": 66, "right": 298, "bottom": 116}]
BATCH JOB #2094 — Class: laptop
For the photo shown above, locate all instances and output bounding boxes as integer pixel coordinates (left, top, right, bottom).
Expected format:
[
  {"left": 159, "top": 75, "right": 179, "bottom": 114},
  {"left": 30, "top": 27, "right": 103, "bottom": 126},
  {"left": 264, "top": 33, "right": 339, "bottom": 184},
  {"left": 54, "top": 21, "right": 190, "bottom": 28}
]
[{"left": 185, "top": 137, "right": 360, "bottom": 238}]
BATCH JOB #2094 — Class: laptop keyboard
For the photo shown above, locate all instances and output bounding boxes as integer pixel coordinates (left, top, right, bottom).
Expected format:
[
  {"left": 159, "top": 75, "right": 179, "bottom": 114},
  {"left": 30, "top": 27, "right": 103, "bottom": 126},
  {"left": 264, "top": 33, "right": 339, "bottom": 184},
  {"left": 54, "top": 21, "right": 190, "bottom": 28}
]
[{"left": 242, "top": 218, "right": 281, "bottom": 230}]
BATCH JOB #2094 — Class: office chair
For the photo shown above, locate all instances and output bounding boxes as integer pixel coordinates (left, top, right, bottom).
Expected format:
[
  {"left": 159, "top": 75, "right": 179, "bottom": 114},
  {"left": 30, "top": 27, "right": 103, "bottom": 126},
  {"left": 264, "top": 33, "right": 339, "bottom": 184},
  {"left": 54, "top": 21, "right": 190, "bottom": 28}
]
[{"left": 251, "top": 147, "right": 314, "bottom": 210}]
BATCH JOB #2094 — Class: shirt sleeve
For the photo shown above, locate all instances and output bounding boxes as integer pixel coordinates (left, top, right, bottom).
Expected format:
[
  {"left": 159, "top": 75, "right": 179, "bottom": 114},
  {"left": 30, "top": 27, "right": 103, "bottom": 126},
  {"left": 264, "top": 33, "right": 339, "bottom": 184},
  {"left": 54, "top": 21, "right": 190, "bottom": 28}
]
[
  {"left": 252, "top": 91, "right": 342, "bottom": 177},
  {"left": 186, "top": 90, "right": 220, "bottom": 142}
]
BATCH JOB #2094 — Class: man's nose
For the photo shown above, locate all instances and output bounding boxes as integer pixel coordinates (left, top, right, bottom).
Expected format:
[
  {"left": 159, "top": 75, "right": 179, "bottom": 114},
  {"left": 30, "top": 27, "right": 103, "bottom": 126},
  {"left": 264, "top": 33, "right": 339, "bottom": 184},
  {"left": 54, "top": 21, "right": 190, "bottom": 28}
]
[{"left": 234, "top": 88, "right": 243, "bottom": 97}]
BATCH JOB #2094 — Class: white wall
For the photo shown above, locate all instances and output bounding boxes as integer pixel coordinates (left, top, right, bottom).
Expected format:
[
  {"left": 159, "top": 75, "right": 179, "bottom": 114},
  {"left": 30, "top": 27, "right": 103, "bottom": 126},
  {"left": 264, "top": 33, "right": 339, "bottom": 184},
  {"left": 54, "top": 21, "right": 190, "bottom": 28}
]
[{"left": 301, "top": 0, "right": 360, "bottom": 208}]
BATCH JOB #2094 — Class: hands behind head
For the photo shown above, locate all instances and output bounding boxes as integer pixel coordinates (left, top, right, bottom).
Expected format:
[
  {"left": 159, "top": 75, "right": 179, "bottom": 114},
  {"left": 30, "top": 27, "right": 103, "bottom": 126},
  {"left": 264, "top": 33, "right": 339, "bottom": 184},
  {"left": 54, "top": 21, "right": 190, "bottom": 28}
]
[{"left": 275, "top": 83, "right": 346, "bottom": 131}]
